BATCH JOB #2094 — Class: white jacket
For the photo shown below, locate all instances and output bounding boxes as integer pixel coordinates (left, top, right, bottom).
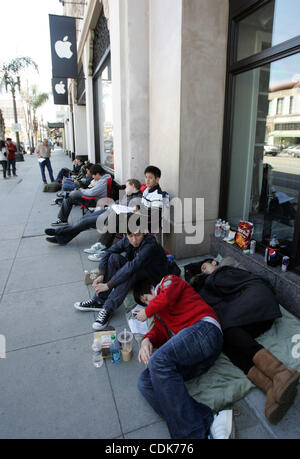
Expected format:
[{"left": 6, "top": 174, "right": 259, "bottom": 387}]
[{"left": 0, "top": 147, "right": 7, "bottom": 161}]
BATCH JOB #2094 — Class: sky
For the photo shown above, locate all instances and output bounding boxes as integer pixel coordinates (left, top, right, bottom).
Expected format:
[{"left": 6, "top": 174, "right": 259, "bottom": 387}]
[{"left": 0, "top": 0, "right": 64, "bottom": 120}]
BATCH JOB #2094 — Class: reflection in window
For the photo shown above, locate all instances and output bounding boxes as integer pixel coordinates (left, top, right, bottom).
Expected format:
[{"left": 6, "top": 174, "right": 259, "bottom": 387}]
[
  {"left": 94, "top": 58, "right": 114, "bottom": 170},
  {"left": 227, "top": 54, "right": 300, "bottom": 259},
  {"left": 236, "top": 0, "right": 300, "bottom": 61}
]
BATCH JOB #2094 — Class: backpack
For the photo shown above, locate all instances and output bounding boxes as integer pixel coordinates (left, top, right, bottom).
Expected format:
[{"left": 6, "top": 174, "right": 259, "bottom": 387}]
[{"left": 43, "top": 181, "right": 62, "bottom": 192}]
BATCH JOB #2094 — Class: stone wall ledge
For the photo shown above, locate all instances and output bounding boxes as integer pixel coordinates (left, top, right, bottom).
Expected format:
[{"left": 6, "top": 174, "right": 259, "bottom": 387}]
[{"left": 210, "top": 235, "right": 300, "bottom": 319}]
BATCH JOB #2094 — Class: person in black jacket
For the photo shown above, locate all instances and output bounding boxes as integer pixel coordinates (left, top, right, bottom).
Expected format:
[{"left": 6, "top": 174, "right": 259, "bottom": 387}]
[
  {"left": 74, "top": 216, "right": 171, "bottom": 331},
  {"left": 190, "top": 259, "right": 300, "bottom": 425}
]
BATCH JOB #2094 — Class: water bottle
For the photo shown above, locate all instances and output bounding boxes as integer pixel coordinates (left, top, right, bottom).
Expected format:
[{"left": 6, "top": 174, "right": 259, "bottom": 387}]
[
  {"left": 92, "top": 339, "right": 103, "bottom": 368},
  {"left": 110, "top": 335, "right": 121, "bottom": 364},
  {"left": 225, "top": 222, "right": 230, "bottom": 239},
  {"left": 267, "top": 234, "right": 280, "bottom": 267},
  {"left": 215, "top": 219, "right": 221, "bottom": 238}
]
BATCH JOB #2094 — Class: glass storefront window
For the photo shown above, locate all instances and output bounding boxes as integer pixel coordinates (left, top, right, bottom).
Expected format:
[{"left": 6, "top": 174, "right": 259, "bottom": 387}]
[
  {"left": 227, "top": 53, "right": 300, "bottom": 259},
  {"left": 236, "top": 0, "right": 300, "bottom": 62},
  {"left": 94, "top": 57, "right": 114, "bottom": 170}
]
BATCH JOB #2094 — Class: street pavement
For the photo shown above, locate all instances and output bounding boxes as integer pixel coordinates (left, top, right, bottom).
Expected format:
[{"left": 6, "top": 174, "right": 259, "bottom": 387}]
[{"left": 0, "top": 149, "right": 299, "bottom": 440}]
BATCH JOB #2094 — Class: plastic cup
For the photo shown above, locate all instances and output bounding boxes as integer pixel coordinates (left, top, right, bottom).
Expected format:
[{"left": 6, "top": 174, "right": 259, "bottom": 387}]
[{"left": 117, "top": 329, "right": 133, "bottom": 362}]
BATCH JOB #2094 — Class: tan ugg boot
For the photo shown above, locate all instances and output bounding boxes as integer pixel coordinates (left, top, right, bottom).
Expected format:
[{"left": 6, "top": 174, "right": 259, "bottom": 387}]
[
  {"left": 253, "top": 348, "right": 300, "bottom": 404},
  {"left": 247, "top": 365, "right": 295, "bottom": 424}
]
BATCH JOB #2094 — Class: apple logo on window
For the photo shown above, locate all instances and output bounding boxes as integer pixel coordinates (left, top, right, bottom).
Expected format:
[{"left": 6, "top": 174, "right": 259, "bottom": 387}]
[
  {"left": 55, "top": 81, "right": 66, "bottom": 94},
  {"left": 55, "top": 36, "right": 73, "bottom": 59}
]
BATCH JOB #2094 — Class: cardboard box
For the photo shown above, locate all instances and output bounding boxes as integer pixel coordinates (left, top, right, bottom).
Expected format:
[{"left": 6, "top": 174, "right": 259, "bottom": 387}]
[{"left": 94, "top": 327, "right": 116, "bottom": 358}]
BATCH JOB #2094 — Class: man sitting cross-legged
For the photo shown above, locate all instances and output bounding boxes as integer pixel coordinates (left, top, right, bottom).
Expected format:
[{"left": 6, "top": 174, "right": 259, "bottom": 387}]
[
  {"left": 44, "top": 179, "right": 142, "bottom": 245},
  {"left": 74, "top": 215, "right": 172, "bottom": 331},
  {"left": 51, "top": 164, "right": 111, "bottom": 226}
]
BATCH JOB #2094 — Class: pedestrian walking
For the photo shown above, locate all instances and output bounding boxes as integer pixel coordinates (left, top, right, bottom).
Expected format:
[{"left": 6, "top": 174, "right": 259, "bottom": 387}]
[
  {"left": 0, "top": 140, "right": 8, "bottom": 179},
  {"left": 5, "top": 138, "right": 17, "bottom": 177},
  {"left": 35, "top": 138, "right": 55, "bottom": 184}
]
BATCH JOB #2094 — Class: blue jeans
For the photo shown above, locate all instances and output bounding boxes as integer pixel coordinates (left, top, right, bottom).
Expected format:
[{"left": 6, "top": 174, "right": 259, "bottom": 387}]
[
  {"left": 39, "top": 158, "right": 55, "bottom": 183},
  {"left": 138, "top": 321, "right": 223, "bottom": 439},
  {"left": 92, "top": 253, "right": 150, "bottom": 311},
  {"left": 62, "top": 179, "right": 78, "bottom": 192},
  {"left": 7, "top": 158, "right": 16, "bottom": 176},
  {"left": 54, "top": 209, "right": 105, "bottom": 244}
]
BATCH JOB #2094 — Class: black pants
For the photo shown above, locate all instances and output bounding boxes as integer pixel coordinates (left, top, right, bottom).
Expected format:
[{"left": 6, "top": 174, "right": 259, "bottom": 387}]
[
  {"left": 1, "top": 160, "right": 7, "bottom": 178},
  {"left": 222, "top": 320, "right": 274, "bottom": 375}
]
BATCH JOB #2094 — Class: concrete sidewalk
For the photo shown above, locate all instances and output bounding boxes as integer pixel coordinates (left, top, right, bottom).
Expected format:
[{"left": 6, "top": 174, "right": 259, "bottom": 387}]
[{"left": 0, "top": 150, "right": 299, "bottom": 439}]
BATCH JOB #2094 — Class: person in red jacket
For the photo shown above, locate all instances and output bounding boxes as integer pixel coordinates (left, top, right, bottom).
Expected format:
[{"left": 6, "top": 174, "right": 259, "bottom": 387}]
[
  {"left": 133, "top": 275, "right": 232, "bottom": 439},
  {"left": 5, "top": 138, "right": 17, "bottom": 177}
]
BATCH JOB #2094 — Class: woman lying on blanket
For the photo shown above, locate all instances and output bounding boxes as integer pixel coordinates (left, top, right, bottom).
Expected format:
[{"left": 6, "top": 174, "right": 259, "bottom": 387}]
[{"left": 189, "top": 258, "right": 300, "bottom": 425}]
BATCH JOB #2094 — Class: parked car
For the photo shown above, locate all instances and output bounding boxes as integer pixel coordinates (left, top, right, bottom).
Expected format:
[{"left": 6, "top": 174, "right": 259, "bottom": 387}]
[
  {"left": 285, "top": 145, "right": 300, "bottom": 158},
  {"left": 264, "top": 144, "right": 280, "bottom": 156}
]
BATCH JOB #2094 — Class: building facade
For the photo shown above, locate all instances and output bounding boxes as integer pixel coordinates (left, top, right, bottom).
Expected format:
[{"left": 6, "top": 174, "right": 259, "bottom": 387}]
[{"left": 63, "top": 0, "right": 300, "bottom": 270}]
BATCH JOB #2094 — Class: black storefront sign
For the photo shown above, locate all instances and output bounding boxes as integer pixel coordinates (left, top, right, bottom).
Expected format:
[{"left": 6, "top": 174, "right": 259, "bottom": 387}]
[
  {"left": 49, "top": 14, "right": 78, "bottom": 78},
  {"left": 52, "top": 78, "right": 68, "bottom": 105}
]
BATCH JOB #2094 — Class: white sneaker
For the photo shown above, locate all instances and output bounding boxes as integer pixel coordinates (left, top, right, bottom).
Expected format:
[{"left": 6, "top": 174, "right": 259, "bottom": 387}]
[
  {"left": 88, "top": 253, "right": 104, "bottom": 262},
  {"left": 83, "top": 242, "right": 107, "bottom": 254},
  {"left": 209, "top": 410, "right": 233, "bottom": 439}
]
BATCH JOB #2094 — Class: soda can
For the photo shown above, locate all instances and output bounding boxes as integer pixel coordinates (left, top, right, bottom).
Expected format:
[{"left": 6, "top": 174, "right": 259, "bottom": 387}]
[
  {"left": 250, "top": 240, "right": 256, "bottom": 255},
  {"left": 264, "top": 248, "right": 269, "bottom": 263},
  {"left": 281, "top": 256, "right": 290, "bottom": 272}
]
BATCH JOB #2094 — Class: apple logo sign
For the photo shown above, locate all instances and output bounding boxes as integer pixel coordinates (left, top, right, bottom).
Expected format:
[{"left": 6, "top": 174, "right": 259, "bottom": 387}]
[
  {"left": 55, "top": 36, "right": 73, "bottom": 59},
  {"left": 55, "top": 81, "right": 66, "bottom": 94}
]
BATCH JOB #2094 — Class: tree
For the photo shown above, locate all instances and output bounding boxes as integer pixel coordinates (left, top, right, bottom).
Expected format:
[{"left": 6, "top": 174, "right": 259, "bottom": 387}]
[
  {"left": 26, "top": 85, "right": 49, "bottom": 147},
  {"left": 0, "top": 57, "right": 38, "bottom": 151}
]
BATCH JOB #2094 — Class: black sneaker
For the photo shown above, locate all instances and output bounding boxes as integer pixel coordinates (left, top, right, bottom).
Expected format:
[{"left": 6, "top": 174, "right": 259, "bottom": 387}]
[
  {"left": 74, "top": 298, "right": 103, "bottom": 312},
  {"left": 51, "top": 219, "right": 68, "bottom": 226},
  {"left": 92, "top": 309, "right": 112, "bottom": 330},
  {"left": 45, "top": 228, "right": 56, "bottom": 236},
  {"left": 46, "top": 236, "right": 58, "bottom": 244}
]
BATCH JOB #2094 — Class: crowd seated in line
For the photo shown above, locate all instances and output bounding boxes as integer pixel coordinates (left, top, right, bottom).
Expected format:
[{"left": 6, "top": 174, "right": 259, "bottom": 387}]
[
  {"left": 54, "top": 162, "right": 94, "bottom": 202},
  {"left": 84, "top": 165, "right": 169, "bottom": 261},
  {"left": 45, "top": 178, "right": 142, "bottom": 245},
  {"left": 55, "top": 156, "right": 85, "bottom": 183},
  {"left": 51, "top": 164, "right": 111, "bottom": 227},
  {"left": 42, "top": 159, "right": 300, "bottom": 438}
]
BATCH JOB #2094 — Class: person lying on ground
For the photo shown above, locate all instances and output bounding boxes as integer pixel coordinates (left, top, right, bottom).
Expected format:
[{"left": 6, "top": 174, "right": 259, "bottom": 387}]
[
  {"left": 74, "top": 215, "right": 173, "bottom": 331},
  {"left": 51, "top": 164, "right": 111, "bottom": 227},
  {"left": 132, "top": 275, "right": 233, "bottom": 440},
  {"left": 189, "top": 258, "right": 300, "bottom": 424},
  {"left": 45, "top": 179, "right": 142, "bottom": 245}
]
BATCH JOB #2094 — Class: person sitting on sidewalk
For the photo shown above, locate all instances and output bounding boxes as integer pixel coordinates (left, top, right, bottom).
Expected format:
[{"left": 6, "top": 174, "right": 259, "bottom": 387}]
[
  {"left": 45, "top": 179, "right": 142, "bottom": 245},
  {"left": 58, "top": 162, "right": 94, "bottom": 196},
  {"left": 132, "top": 275, "right": 233, "bottom": 439},
  {"left": 74, "top": 215, "right": 171, "bottom": 331},
  {"left": 51, "top": 164, "right": 111, "bottom": 226},
  {"left": 141, "top": 165, "right": 169, "bottom": 233},
  {"left": 83, "top": 165, "right": 168, "bottom": 257},
  {"left": 55, "top": 156, "right": 84, "bottom": 183},
  {"left": 83, "top": 179, "right": 142, "bottom": 261},
  {"left": 189, "top": 258, "right": 300, "bottom": 424}
]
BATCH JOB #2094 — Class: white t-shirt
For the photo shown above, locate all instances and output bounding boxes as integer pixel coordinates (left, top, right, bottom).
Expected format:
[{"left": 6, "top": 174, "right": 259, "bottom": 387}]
[{"left": 0, "top": 147, "right": 7, "bottom": 161}]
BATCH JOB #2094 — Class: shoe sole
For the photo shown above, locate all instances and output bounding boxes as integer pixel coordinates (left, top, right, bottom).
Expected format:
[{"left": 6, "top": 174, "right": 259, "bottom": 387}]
[
  {"left": 88, "top": 257, "right": 103, "bottom": 262},
  {"left": 274, "top": 371, "right": 300, "bottom": 405},
  {"left": 74, "top": 302, "right": 103, "bottom": 312},
  {"left": 92, "top": 317, "right": 111, "bottom": 331},
  {"left": 267, "top": 387, "right": 297, "bottom": 424},
  {"left": 51, "top": 222, "right": 68, "bottom": 227}
]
